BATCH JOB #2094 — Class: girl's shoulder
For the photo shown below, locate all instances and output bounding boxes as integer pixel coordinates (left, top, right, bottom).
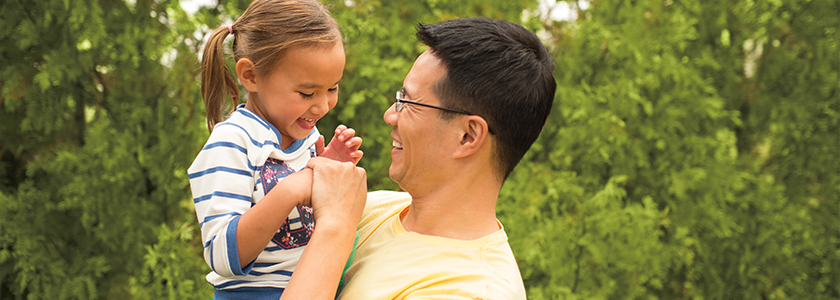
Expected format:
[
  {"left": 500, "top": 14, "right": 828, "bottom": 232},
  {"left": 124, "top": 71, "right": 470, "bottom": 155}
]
[{"left": 210, "top": 109, "right": 274, "bottom": 143}]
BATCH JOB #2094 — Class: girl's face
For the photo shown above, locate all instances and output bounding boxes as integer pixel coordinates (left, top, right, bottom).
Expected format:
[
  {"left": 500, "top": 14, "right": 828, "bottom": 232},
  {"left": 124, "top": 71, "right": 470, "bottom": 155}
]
[{"left": 244, "top": 42, "right": 345, "bottom": 149}]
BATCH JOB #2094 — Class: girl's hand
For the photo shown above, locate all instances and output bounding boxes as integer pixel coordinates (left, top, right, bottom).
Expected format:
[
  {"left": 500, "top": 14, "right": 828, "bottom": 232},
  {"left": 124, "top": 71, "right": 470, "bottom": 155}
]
[{"left": 315, "top": 124, "right": 364, "bottom": 165}]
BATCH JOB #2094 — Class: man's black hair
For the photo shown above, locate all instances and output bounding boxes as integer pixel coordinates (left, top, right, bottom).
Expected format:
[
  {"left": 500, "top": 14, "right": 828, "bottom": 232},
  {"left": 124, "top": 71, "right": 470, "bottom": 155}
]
[{"left": 416, "top": 17, "right": 556, "bottom": 180}]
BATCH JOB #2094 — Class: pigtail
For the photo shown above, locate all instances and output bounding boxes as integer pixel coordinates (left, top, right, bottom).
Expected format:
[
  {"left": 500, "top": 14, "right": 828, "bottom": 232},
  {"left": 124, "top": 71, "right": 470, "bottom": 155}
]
[{"left": 200, "top": 26, "right": 240, "bottom": 133}]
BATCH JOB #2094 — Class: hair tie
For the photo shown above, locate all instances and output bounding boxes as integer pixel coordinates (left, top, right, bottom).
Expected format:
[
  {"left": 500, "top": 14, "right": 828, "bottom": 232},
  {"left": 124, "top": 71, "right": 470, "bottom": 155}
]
[{"left": 228, "top": 25, "right": 233, "bottom": 34}]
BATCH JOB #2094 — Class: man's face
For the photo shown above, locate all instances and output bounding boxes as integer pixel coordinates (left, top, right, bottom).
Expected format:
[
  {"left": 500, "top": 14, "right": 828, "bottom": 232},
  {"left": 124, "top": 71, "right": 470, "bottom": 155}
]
[{"left": 384, "top": 50, "right": 455, "bottom": 191}]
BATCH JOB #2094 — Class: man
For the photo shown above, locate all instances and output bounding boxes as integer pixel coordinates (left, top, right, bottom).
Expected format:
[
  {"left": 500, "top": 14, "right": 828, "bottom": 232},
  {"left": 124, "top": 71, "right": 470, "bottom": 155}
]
[{"left": 336, "top": 17, "right": 557, "bottom": 299}]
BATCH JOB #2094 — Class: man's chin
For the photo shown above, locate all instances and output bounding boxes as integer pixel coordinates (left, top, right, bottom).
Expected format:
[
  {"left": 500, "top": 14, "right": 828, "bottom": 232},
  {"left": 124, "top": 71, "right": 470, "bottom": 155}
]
[{"left": 388, "top": 167, "right": 402, "bottom": 185}]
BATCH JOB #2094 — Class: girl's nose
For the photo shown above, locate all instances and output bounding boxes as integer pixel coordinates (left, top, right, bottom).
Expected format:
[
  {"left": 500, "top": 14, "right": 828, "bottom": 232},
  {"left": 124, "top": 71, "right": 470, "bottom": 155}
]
[{"left": 312, "top": 94, "right": 334, "bottom": 115}]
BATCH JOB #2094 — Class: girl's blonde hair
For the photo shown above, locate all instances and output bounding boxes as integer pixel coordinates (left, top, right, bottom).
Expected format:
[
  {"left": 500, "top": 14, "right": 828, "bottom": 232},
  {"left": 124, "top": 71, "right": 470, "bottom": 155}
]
[{"left": 200, "top": 0, "right": 341, "bottom": 132}]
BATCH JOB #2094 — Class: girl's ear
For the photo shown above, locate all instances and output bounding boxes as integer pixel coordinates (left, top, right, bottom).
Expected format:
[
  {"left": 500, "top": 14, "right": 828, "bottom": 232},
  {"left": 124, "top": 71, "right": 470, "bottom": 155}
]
[{"left": 236, "top": 58, "right": 258, "bottom": 92}]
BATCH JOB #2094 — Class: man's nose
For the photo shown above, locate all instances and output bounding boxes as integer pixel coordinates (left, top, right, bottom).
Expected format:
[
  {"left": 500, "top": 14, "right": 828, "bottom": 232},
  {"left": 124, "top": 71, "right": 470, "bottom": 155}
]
[{"left": 383, "top": 103, "right": 398, "bottom": 126}]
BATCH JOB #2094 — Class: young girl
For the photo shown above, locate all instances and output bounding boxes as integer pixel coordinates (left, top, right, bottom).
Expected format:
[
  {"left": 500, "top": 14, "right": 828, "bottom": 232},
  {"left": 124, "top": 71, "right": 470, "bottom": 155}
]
[{"left": 187, "top": 0, "right": 362, "bottom": 298}]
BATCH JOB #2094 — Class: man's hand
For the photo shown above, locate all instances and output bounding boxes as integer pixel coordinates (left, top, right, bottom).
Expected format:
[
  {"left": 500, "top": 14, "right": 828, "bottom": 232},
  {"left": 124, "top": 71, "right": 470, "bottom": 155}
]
[
  {"left": 316, "top": 125, "right": 364, "bottom": 165},
  {"left": 304, "top": 157, "right": 367, "bottom": 228},
  {"left": 280, "top": 158, "right": 366, "bottom": 300}
]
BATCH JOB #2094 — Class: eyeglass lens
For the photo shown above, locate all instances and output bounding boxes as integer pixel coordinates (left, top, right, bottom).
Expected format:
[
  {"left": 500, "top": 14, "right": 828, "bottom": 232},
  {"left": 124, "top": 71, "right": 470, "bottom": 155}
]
[{"left": 395, "top": 91, "right": 404, "bottom": 112}]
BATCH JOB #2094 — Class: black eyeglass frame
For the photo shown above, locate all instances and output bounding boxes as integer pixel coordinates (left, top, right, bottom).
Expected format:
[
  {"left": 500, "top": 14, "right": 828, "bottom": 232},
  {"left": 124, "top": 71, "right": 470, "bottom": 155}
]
[{"left": 395, "top": 91, "right": 496, "bottom": 135}]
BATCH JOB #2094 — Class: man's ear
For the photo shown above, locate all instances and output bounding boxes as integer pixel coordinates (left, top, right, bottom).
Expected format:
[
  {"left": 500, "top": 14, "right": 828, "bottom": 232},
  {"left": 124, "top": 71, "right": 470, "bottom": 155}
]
[
  {"left": 236, "top": 58, "right": 258, "bottom": 92},
  {"left": 452, "top": 115, "right": 491, "bottom": 159}
]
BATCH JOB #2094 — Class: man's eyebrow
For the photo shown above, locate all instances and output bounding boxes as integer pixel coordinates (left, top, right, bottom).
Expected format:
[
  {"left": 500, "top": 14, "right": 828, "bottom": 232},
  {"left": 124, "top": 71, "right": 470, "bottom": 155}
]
[{"left": 296, "top": 76, "right": 344, "bottom": 89}]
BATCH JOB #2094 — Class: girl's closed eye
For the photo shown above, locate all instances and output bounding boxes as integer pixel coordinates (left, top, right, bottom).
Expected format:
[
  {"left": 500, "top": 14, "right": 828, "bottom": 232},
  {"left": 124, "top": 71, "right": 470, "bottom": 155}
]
[
  {"left": 328, "top": 85, "right": 339, "bottom": 93},
  {"left": 299, "top": 92, "right": 314, "bottom": 98}
]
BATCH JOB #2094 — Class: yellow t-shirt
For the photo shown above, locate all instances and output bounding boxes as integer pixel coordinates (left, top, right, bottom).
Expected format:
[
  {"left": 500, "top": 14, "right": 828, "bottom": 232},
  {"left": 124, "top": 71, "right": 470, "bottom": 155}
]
[{"left": 338, "top": 191, "right": 527, "bottom": 300}]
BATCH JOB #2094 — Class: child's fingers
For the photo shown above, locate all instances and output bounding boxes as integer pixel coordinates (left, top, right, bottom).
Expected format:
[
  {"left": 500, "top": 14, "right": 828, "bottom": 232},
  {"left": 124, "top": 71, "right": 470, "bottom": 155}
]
[
  {"left": 334, "top": 124, "right": 348, "bottom": 137},
  {"left": 338, "top": 128, "right": 356, "bottom": 142},
  {"left": 345, "top": 136, "right": 363, "bottom": 150},
  {"left": 330, "top": 125, "right": 346, "bottom": 144},
  {"left": 330, "top": 127, "right": 341, "bottom": 144},
  {"left": 315, "top": 135, "right": 326, "bottom": 156},
  {"left": 351, "top": 150, "right": 364, "bottom": 164}
]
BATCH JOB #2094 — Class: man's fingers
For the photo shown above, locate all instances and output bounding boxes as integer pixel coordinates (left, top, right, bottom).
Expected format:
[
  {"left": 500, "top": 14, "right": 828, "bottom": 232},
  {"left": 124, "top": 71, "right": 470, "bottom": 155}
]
[
  {"left": 306, "top": 156, "right": 328, "bottom": 169},
  {"left": 307, "top": 156, "right": 367, "bottom": 222}
]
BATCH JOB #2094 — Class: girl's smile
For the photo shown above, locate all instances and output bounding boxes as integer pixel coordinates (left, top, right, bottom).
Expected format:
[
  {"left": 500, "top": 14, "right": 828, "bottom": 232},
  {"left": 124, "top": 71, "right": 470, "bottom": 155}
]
[{"left": 239, "top": 41, "right": 346, "bottom": 149}]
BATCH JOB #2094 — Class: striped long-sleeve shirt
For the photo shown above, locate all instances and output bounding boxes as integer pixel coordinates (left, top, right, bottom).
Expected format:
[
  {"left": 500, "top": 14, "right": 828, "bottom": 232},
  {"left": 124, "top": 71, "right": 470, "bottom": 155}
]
[{"left": 188, "top": 104, "right": 319, "bottom": 296}]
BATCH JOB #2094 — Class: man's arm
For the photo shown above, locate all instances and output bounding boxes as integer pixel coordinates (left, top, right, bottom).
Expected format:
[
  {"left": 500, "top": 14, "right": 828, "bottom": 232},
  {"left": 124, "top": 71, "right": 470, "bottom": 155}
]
[{"left": 280, "top": 157, "right": 367, "bottom": 300}]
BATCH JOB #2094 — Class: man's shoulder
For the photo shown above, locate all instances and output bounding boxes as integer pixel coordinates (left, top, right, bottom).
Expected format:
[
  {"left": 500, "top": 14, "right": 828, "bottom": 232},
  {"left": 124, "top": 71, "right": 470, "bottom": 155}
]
[
  {"left": 367, "top": 190, "right": 411, "bottom": 204},
  {"left": 354, "top": 190, "right": 410, "bottom": 241},
  {"left": 482, "top": 239, "right": 527, "bottom": 300},
  {"left": 362, "top": 190, "right": 411, "bottom": 222}
]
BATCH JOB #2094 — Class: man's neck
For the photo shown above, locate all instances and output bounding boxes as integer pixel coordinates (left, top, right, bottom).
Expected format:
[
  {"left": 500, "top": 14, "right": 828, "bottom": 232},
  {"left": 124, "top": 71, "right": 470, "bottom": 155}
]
[{"left": 400, "top": 177, "right": 502, "bottom": 241}]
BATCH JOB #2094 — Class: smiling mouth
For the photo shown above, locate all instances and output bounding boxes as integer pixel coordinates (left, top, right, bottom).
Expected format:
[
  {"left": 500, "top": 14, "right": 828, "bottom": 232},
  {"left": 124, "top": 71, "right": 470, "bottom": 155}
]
[
  {"left": 297, "top": 117, "right": 317, "bottom": 128},
  {"left": 392, "top": 140, "right": 403, "bottom": 149}
]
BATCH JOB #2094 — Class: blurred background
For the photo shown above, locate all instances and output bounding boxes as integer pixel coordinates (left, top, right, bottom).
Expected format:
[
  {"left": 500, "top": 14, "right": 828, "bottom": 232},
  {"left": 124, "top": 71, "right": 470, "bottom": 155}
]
[{"left": 0, "top": 0, "right": 837, "bottom": 299}]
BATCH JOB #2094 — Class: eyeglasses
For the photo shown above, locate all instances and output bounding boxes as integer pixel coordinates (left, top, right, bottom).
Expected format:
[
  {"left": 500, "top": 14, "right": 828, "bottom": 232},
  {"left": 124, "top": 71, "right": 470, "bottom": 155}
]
[{"left": 395, "top": 90, "right": 496, "bottom": 134}]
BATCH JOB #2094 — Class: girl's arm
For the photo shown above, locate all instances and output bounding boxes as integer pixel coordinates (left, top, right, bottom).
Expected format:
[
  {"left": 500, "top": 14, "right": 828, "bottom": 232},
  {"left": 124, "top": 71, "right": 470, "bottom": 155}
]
[
  {"left": 280, "top": 157, "right": 367, "bottom": 300},
  {"left": 235, "top": 168, "right": 311, "bottom": 267},
  {"left": 191, "top": 124, "right": 287, "bottom": 278},
  {"left": 237, "top": 125, "right": 362, "bottom": 269}
]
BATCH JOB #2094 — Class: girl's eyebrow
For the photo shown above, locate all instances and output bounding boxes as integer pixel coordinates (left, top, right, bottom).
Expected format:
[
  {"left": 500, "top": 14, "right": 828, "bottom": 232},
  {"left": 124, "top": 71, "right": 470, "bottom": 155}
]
[
  {"left": 297, "top": 82, "right": 321, "bottom": 89},
  {"left": 295, "top": 76, "right": 343, "bottom": 89}
]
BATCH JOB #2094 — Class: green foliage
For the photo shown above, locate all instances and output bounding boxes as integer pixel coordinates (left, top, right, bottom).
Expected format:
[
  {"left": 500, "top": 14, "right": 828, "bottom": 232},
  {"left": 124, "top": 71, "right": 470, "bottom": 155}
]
[
  {"left": 0, "top": 0, "right": 836, "bottom": 299},
  {"left": 128, "top": 221, "right": 212, "bottom": 300},
  {"left": 499, "top": 0, "right": 839, "bottom": 299},
  {"left": 0, "top": 0, "right": 209, "bottom": 298}
]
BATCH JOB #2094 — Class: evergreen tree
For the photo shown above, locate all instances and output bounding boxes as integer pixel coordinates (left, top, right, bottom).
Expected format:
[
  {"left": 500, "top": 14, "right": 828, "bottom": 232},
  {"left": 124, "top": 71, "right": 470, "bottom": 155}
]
[
  {"left": 0, "top": 0, "right": 209, "bottom": 298},
  {"left": 0, "top": 0, "right": 836, "bottom": 299},
  {"left": 500, "top": 0, "right": 839, "bottom": 299}
]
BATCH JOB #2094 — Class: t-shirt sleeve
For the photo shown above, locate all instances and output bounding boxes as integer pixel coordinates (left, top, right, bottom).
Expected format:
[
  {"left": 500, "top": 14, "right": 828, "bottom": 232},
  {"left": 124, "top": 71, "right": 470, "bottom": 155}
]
[{"left": 187, "top": 124, "right": 258, "bottom": 277}]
